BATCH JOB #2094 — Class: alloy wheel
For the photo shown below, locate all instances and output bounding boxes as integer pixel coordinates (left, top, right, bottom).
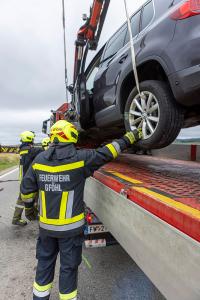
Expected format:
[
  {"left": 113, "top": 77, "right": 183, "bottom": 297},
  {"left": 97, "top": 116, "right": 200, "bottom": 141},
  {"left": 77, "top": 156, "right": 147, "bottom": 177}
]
[{"left": 128, "top": 91, "right": 160, "bottom": 139}]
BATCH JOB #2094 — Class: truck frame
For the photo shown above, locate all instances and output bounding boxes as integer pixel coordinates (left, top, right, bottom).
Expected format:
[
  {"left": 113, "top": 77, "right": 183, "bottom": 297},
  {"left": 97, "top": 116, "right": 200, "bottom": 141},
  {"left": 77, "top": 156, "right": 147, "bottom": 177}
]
[{"left": 84, "top": 154, "right": 200, "bottom": 300}]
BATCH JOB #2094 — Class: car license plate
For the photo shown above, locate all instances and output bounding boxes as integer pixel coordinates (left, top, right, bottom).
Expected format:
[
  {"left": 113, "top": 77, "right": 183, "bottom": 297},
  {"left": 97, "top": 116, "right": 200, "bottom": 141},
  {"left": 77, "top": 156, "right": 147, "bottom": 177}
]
[{"left": 87, "top": 224, "right": 107, "bottom": 234}]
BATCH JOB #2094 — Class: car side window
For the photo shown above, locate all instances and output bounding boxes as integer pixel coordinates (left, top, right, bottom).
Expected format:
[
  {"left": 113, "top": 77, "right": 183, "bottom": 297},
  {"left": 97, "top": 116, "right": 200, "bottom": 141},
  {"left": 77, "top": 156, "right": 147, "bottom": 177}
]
[
  {"left": 102, "top": 24, "right": 127, "bottom": 62},
  {"left": 86, "top": 66, "right": 99, "bottom": 90},
  {"left": 124, "top": 10, "right": 141, "bottom": 44},
  {"left": 141, "top": 1, "right": 154, "bottom": 31}
]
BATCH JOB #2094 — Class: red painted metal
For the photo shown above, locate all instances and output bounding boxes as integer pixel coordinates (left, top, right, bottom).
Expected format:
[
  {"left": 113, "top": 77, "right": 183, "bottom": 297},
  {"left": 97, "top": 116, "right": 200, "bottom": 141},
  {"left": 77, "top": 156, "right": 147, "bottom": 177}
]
[
  {"left": 55, "top": 103, "right": 70, "bottom": 121},
  {"left": 73, "top": 0, "right": 109, "bottom": 84},
  {"left": 191, "top": 145, "right": 197, "bottom": 161},
  {"left": 127, "top": 188, "right": 200, "bottom": 242},
  {"left": 94, "top": 154, "right": 200, "bottom": 242}
]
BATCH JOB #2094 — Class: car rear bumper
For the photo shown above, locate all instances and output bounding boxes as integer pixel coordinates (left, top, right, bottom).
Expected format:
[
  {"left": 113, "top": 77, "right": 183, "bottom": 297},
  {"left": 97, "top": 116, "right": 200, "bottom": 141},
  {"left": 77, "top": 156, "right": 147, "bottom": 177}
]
[{"left": 169, "top": 64, "right": 200, "bottom": 107}]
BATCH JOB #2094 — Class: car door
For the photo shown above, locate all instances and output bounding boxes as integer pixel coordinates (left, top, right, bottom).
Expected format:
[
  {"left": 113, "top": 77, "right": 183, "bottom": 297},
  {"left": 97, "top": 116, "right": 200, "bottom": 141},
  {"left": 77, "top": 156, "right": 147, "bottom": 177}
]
[
  {"left": 93, "top": 9, "right": 141, "bottom": 127},
  {"left": 137, "top": 0, "right": 176, "bottom": 64},
  {"left": 93, "top": 24, "right": 128, "bottom": 114}
]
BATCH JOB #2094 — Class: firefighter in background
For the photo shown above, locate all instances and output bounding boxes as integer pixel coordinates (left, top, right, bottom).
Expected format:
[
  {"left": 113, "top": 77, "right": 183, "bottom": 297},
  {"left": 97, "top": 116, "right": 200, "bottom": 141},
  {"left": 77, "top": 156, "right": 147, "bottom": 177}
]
[
  {"left": 12, "top": 131, "right": 42, "bottom": 226},
  {"left": 42, "top": 137, "right": 50, "bottom": 150},
  {"left": 21, "top": 120, "right": 142, "bottom": 300}
]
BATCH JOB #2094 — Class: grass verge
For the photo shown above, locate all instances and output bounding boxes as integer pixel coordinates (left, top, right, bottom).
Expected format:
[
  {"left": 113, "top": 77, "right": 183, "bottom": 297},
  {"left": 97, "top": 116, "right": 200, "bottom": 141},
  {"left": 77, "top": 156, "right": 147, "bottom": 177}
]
[{"left": 0, "top": 153, "right": 19, "bottom": 171}]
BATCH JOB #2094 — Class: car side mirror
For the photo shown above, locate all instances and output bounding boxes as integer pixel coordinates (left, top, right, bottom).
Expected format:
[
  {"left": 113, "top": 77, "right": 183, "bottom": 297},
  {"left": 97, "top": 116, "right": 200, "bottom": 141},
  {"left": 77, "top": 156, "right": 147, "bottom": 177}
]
[
  {"left": 42, "top": 119, "right": 49, "bottom": 134},
  {"left": 68, "top": 84, "right": 74, "bottom": 95}
]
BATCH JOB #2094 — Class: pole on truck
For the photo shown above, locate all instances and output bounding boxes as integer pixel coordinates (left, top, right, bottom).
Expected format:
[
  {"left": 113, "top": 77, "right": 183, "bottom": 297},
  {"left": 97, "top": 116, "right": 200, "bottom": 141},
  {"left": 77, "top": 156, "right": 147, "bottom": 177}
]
[{"left": 62, "top": 0, "right": 69, "bottom": 102}]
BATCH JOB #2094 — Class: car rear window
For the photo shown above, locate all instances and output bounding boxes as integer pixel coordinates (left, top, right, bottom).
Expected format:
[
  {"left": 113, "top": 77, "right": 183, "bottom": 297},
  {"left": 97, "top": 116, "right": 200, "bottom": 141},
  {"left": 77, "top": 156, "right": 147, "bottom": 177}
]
[
  {"left": 141, "top": 1, "right": 154, "bottom": 31},
  {"left": 124, "top": 10, "right": 141, "bottom": 44},
  {"left": 102, "top": 24, "right": 127, "bottom": 62}
]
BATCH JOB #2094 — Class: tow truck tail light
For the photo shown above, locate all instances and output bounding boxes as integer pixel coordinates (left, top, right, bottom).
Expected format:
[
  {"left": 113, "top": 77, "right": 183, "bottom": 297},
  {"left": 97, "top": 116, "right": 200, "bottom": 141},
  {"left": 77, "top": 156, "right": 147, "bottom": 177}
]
[
  {"left": 86, "top": 213, "right": 93, "bottom": 224},
  {"left": 171, "top": 0, "right": 200, "bottom": 20}
]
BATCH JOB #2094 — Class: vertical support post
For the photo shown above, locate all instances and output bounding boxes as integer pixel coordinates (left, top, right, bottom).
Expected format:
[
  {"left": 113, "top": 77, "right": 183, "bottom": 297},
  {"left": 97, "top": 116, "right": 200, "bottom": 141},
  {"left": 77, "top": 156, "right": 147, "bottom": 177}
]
[{"left": 190, "top": 145, "right": 197, "bottom": 161}]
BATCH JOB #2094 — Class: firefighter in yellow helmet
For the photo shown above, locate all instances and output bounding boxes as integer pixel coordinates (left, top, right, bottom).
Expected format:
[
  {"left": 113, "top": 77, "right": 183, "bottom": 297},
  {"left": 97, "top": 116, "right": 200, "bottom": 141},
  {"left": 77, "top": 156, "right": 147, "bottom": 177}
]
[
  {"left": 12, "top": 131, "right": 42, "bottom": 226},
  {"left": 21, "top": 120, "right": 142, "bottom": 300},
  {"left": 42, "top": 137, "right": 50, "bottom": 150}
]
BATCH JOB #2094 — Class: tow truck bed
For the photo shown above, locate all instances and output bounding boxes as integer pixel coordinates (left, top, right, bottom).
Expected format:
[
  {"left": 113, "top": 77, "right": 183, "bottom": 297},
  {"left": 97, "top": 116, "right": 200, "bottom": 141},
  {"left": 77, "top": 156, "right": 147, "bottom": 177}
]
[
  {"left": 94, "top": 154, "right": 200, "bottom": 242},
  {"left": 84, "top": 154, "right": 200, "bottom": 300}
]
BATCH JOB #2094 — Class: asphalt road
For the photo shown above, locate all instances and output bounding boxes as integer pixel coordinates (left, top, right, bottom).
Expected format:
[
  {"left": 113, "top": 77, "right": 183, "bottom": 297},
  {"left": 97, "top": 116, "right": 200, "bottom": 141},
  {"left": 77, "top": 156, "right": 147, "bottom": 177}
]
[{"left": 0, "top": 168, "right": 165, "bottom": 300}]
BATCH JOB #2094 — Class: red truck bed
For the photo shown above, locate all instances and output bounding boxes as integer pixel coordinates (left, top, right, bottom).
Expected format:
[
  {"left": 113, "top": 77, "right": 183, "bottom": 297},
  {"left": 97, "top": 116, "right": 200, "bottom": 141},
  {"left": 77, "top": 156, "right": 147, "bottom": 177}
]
[{"left": 94, "top": 154, "right": 200, "bottom": 242}]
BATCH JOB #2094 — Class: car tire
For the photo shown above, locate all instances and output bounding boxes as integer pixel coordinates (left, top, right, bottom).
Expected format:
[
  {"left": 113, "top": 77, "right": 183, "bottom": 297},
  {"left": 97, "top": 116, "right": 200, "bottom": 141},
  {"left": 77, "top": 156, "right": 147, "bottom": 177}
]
[{"left": 124, "top": 80, "right": 184, "bottom": 149}]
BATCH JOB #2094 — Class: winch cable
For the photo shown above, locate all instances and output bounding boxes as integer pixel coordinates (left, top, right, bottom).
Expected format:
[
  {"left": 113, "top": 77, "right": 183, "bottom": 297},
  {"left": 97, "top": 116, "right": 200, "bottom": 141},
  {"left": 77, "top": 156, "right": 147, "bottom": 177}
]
[
  {"left": 123, "top": 0, "right": 143, "bottom": 98},
  {"left": 62, "top": 0, "right": 69, "bottom": 102}
]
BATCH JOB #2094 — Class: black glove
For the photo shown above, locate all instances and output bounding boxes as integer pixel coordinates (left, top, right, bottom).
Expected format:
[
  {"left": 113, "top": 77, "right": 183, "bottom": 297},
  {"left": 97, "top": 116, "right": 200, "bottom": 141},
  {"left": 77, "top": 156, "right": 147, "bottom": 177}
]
[{"left": 123, "top": 128, "right": 143, "bottom": 146}]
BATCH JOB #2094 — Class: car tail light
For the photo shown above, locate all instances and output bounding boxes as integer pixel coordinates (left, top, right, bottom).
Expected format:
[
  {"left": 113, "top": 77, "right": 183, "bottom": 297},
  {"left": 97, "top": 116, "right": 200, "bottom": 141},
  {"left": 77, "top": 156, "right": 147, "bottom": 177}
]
[{"left": 171, "top": 0, "right": 200, "bottom": 20}]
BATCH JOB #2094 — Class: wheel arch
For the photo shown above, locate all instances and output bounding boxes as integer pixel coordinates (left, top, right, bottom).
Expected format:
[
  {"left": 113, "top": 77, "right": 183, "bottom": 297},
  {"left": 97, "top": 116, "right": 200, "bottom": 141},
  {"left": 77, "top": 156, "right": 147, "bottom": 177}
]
[{"left": 119, "top": 57, "right": 171, "bottom": 113}]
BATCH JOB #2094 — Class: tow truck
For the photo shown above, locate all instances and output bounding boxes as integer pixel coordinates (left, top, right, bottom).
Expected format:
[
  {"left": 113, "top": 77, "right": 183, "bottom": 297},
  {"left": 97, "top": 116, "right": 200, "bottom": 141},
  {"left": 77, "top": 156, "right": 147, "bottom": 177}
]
[{"left": 42, "top": 1, "right": 200, "bottom": 299}]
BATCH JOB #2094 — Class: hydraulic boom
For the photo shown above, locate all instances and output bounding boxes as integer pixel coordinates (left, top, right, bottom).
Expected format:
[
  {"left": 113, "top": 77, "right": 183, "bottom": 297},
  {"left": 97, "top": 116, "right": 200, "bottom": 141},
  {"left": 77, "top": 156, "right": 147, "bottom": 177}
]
[{"left": 73, "top": 0, "right": 110, "bottom": 87}]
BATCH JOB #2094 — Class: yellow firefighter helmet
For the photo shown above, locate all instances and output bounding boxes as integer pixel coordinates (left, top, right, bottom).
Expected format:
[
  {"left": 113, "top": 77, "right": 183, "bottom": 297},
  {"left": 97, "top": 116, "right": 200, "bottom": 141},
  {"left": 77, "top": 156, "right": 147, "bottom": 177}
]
[
  {"left": 20, "top": 131, "right": 35, "bottom": 143},
  {"left": 50, "top": 120, "right": 78, "bottom": 144},
  {"left": 42, "top": 137, "right": 50, "bottom": 149}
]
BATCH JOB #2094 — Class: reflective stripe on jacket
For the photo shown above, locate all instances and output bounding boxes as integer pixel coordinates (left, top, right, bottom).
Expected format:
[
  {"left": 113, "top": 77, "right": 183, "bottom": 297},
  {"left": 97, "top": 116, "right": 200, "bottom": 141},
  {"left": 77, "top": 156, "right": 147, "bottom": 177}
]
[
  {"left": 20, "top": 139, "right": 128, "bottom": 237},
  {"left": 19, "top": 143, "right": 43, "bottom": 181}
]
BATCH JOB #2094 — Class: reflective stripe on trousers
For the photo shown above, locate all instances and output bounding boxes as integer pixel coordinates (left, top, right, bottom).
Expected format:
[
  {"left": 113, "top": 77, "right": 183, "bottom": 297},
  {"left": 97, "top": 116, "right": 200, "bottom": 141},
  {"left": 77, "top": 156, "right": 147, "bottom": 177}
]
[
  {"left": 15, "top": 204, "right": 24, "bottom": 209},
  {"left": 21, "top": 192, "right": 36, "bottom": 200},
  {"left": 34, "top": 235, "right": 82, "bottom": 300},
  {"left": 59, "top": 289, "right": 77, "bottom": 300},
  {"left": 12, "top": 193, "right": 24, "bottom": 221},
  {"left": 33, "top": 281, "right": 52, "bottom": 298}
]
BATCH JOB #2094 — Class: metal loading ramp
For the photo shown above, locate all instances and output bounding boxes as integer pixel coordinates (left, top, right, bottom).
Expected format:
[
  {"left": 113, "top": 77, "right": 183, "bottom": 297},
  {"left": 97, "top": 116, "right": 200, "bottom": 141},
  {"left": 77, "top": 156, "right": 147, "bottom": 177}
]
[{"left": 84, "top": 154, "right": 200, "bottom": 300}]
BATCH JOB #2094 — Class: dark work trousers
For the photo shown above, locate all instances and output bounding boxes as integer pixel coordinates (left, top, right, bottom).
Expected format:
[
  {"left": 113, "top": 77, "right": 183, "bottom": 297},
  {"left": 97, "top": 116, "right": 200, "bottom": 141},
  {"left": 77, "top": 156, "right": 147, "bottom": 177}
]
[
  {"left": 33, "top": 234, "right": 83, "bottom": 300},
  {"left": 12, "top": 193, "right": 24, "bottom": 221},
  {"left": 13, "top": 193, "right": 38, "bottom": 222}
]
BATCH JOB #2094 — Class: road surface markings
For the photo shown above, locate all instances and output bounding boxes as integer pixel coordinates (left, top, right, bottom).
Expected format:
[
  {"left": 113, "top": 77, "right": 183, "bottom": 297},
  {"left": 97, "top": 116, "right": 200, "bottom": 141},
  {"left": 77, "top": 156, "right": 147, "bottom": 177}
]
[
  {"left": 0, "top": 168, "right": 18, "bottom": 179},
  {"left": 82, "top": 254, "right": 92, "bottom": 270}
]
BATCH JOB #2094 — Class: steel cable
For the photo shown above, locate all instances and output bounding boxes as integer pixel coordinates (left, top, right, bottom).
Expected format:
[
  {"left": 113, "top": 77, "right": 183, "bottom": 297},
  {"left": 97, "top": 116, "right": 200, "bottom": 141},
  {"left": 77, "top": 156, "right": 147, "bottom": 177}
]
[
  {"left": 62, "top": 0, "right": 69, "bottom": 102},
  {"left": 123, "top": 0, "right": 143, "bottom": 98}
]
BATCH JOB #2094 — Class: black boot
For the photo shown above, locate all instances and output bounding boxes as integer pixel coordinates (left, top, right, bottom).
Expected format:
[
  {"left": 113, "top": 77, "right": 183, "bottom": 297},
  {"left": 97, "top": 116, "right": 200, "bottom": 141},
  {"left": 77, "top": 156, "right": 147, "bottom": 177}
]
[{"left": 12, "top": 219, "right": 27, "bottom": 226}]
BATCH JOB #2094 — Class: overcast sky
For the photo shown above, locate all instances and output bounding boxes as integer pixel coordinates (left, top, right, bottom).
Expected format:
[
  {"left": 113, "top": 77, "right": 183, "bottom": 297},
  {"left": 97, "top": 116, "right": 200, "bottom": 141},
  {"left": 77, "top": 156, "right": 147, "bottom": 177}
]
[{"left": 0, "top": 0, "right": 199, "bottom": 145}]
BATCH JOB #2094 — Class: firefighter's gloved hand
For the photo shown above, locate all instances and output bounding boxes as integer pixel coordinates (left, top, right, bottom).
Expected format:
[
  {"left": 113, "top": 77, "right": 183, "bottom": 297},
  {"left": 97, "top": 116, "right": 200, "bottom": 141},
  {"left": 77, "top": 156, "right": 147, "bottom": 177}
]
[
  {"left": 25, "top": 207, "right": 37, "bottom": 221},
  {"left": 123, "top": 128, "right": 143, "bottom": 145}
]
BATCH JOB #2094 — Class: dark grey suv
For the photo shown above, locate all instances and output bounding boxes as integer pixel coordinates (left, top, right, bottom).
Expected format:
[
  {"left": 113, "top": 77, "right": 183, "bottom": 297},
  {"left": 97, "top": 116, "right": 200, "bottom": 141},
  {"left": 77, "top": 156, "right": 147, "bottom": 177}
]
[{"left": 77, "top": 0, "right": 200, "bottom": 149}]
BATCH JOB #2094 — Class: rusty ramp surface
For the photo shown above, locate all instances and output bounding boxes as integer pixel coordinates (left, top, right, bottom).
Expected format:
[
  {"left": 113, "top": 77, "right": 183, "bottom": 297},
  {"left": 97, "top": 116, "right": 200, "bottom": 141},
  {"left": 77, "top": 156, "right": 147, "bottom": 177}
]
[{"left": 94, "top": 154, "right": 200, "bottom": 242}]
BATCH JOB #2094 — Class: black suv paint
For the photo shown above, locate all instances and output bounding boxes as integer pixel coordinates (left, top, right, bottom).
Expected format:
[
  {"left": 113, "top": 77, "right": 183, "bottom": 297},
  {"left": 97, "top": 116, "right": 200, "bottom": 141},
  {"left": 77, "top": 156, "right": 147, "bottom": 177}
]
[{"left": 77, "top": 0, "right": 200, "bottom": 149}]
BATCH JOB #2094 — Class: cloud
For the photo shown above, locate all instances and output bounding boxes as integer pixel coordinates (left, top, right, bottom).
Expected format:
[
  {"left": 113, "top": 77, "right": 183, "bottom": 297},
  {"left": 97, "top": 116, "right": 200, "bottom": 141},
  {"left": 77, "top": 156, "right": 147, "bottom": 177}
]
[
  {"left": 0, "top": 0, "right": 146, "bottom": 144},
  {"left": 0, "top": 109, "right": 50, "bottom": 145},
  {"left": 1, "top": 0, "right": 199, "bottom": 145},
  {"left": 180, "top": 126, "right": 200, "bottom": 139},
  {"left": 0, "top": 0, "right": 145, "bottom": 108},
  {"left": 0, "top": 0, "right": 67, "bottom": 112}
]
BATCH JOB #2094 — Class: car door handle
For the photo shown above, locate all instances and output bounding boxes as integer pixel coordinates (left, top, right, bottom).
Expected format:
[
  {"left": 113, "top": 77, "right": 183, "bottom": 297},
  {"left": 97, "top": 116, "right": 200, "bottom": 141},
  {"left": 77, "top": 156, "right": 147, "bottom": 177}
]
[{"left": 118, "top": 54, "right": 128, "bottom": 64}]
